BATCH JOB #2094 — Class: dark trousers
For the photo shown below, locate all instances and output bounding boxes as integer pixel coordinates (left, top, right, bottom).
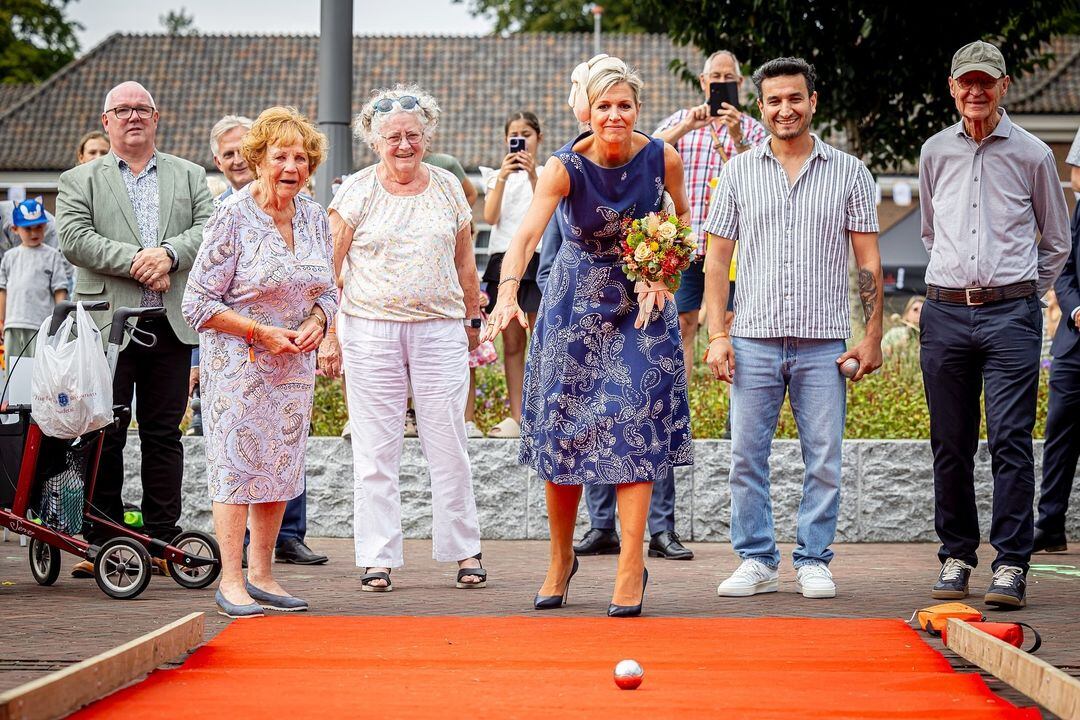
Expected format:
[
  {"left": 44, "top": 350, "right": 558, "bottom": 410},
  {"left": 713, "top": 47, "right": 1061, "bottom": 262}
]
[
  {"left": 243, "top": 488, "right": 307, "bottom": 547},
  {"left": 1037, "top": 348, "right": 1080, "bottom": 536},
  {"left": 920, "top": 297, "right": 1042, "bottom": 572},
  {"left": 585, "top": 466, "right": 676, "bottom": 536},
  {"left": 88, "top": 318, "right": 190, "bottom": 545}
]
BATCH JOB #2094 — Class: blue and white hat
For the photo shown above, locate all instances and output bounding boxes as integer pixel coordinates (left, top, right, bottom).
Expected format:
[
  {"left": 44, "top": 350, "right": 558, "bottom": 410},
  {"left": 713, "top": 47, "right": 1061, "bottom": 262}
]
[{"left": 12, "top": 197, "right": 47, "bottom": 228}]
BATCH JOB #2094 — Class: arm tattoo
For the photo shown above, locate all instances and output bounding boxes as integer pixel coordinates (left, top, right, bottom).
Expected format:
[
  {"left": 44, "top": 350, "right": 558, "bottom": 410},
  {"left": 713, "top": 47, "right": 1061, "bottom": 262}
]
[{"left": 858, "top": 268, "right": 876, "bottom": 324}]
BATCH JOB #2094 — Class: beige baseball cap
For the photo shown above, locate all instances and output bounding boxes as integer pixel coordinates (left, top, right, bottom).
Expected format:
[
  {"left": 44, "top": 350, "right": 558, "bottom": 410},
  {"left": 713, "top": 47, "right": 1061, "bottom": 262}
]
[{"left": 951, "top": 40, "right": 1007, "bottom": 78}]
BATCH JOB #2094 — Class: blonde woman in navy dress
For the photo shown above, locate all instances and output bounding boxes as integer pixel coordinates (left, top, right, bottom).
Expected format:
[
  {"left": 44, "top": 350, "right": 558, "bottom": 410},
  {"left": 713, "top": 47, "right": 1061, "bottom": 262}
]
[{"left": 485, "top": 56, "right": 693, "bottom": 617}]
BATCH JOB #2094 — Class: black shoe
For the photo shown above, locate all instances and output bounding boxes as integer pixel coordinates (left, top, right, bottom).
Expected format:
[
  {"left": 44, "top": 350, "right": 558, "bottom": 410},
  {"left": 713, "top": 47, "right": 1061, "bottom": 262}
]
[
  {"left": 608, "top": 567, "right": 648, "bottom": 618},
  {"left": 985, "top": 565, "right": 1027, "bottom": 608},
  {"left": 1033, "top": 528, "right": 1067, "bottom": 554},
  {"left": 573, "top": 528, "right": 620, "bottom": 556},
  {"left": 534, "top": 557, "right": 579, "bottom": 610},
  {"left": 274, "top": 538, "right": 329, "bottom": 565},
  {"left": 648, "top": 530, "right": 694, "bottom": 560},
  {"left": 931, "top": 557, "right": 973, "bottom": 599}
]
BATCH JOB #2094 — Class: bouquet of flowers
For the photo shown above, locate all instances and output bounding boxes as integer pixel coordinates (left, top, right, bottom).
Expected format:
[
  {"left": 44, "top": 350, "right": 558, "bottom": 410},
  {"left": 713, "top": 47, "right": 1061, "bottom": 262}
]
[{"left": 619, "top": 212, "right": 696, "bottom": 328}]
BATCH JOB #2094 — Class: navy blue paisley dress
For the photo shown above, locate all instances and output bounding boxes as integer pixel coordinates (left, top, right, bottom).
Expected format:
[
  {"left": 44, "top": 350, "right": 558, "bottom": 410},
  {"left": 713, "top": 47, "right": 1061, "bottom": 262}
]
[{"left": 519, "top": 131, "right": 693, "bottom": 485}]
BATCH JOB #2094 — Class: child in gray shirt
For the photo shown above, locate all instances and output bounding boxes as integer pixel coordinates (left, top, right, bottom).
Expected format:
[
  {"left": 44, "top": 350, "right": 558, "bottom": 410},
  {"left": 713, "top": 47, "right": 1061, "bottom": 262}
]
[{"left": 0, "top": 198, "right": 69, "bottom": 371}]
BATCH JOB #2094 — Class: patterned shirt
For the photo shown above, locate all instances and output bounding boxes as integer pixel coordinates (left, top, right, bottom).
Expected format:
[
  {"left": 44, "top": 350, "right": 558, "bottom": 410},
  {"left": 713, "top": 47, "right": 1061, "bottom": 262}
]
[
  {"left": 918, "top": 110, "right": 1071, "bottom": 297},
  {"left": 116, "top": 153, "right": 160, "bottom": 306},
  {"left": 329, "top": 163, "right": 472, "bottom": 322},
  {"left": 654, "top": 110, "right": 767, "bottom": 254},
  {"left": 703, "top": 134, "right": 879, "bottom": 339}
]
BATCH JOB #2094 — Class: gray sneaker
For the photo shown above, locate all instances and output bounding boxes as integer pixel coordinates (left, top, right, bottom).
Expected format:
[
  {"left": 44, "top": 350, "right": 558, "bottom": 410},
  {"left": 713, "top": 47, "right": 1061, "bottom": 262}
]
[
  {"left": 985, "top": 565, "right": 1026, "bottom": 609},
  {"left": 932, "top": 557, "right": 973, "bottom": 599}
]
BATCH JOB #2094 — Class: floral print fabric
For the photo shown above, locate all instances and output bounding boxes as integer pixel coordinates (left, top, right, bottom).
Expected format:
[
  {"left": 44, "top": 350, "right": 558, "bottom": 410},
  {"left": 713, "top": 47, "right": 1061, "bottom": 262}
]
[
  {"left": 519, "top": 132, "right": 693, "bottom": 485},
  {"left": 182, "top": 186, "right": 337, "bottom": 504}
]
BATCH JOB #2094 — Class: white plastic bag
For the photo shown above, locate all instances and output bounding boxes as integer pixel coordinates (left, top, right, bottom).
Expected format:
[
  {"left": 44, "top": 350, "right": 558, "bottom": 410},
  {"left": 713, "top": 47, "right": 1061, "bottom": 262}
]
[{"left": 30, "top": 302, "right": 113, "bottom": 439}]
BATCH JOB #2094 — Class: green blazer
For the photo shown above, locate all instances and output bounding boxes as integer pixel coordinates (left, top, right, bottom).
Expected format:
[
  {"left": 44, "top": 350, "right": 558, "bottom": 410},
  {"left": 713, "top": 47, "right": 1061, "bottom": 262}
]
[{"left": 57, "top": 151, "right": 214, "bottom": 346}]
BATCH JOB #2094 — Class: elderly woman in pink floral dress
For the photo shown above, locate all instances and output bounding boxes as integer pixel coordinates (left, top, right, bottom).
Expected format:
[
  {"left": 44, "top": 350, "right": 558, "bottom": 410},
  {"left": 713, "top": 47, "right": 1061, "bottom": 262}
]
[{"left": 183, "top": 107, "right": 336, "bottom": 618}]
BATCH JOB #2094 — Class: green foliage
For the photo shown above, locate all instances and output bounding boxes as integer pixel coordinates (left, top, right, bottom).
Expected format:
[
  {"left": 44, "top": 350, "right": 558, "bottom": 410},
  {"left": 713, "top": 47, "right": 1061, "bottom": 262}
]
[
  {"left": 309, "top": 342, "right": 1052, "bottom": 440},
  {"left": 453, "top": 0, "right": 664, "bottom": 33},
  {"left": 631, "top": 1, "right": 1080, "bottom": 171},
  {"left": 0, "top": 0, "right": 80, "bottom": 85},
  {"left": 160, "top": 7, "right": 198, "bottom": 37}
]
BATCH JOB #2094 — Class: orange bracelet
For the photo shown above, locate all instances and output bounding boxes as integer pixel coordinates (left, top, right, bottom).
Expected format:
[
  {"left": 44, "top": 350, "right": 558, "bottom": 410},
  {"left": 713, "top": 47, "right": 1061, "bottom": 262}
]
[
  {"left": 245, "top": 319, "right": 258, "bottom": 362},
  {"left": 707, "top": 332, "right": 729, "bottom": 343}
]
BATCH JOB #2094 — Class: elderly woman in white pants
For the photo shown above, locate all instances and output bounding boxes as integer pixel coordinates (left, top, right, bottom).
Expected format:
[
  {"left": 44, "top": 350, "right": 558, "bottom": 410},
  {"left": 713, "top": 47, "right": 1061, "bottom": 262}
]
[{"left": 317, "top": 84, "right": 486, "bottom": 592}]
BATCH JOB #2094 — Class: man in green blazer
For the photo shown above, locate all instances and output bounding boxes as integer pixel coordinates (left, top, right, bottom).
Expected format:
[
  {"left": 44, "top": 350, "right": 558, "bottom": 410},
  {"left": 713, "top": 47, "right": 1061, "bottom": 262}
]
[{"left": 57, "top": 81, "right": 214, "bottom": 576}]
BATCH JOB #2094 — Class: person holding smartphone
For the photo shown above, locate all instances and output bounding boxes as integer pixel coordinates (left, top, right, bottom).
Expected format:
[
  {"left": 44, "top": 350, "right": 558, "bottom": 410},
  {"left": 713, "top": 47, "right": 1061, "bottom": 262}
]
[
  {"left": 478, "top": 111, "right": 545, "bottom": 439},
  {"left": 654, "top": 50, "right": 767, "bottom": 386}
]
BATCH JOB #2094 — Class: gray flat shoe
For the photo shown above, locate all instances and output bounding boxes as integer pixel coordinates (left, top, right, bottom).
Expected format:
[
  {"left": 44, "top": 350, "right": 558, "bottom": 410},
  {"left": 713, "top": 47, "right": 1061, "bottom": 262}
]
[
  {"left": 245, "top": 581, "right": 309, "bottom": 612},
  {"left": 215, "top": 588, "right": 265, "bottom": 619}
]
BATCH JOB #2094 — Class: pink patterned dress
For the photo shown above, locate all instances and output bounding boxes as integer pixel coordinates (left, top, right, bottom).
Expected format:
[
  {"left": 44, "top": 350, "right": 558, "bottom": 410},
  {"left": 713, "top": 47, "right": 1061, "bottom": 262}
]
[{"left": 182, "top": 187, "right": 337, "bottom": 504}]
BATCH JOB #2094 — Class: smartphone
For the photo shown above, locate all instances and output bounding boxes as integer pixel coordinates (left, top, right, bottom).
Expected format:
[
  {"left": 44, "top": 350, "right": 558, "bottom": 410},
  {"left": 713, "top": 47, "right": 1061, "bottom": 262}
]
[
  {"left": 709, "top": 81, "right": 740, "bottom": 116},
  {"left": 508, "top": 136, "right": 526, "bottom": 154}
]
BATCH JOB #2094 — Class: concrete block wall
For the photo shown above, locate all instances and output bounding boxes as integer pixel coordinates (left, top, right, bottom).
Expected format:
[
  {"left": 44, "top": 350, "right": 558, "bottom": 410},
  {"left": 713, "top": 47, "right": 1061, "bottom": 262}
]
[{"left": 121, "top": 437, "right": 1080, "bottom": 542}]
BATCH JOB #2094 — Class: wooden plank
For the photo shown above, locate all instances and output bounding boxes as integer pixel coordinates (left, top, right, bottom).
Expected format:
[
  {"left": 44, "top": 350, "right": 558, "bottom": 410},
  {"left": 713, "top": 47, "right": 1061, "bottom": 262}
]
[
  {"left": 0, "top": 612, "right": 204, "bottom": 720},
  {"left": 946, "top": 618, "right": 1080, "bottom": 720}
]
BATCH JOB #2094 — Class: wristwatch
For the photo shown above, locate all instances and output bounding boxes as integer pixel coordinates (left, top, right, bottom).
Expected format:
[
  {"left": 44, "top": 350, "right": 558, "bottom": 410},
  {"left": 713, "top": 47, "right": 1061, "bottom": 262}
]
[{"left": 465, "top": 318, "right": 482, "bottom": 329}]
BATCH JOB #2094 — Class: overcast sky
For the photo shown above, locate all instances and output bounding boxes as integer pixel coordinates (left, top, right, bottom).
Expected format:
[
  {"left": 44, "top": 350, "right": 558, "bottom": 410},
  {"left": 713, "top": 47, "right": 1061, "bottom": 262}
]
[{"left": 68, "top": 0, "right": 494, "bottom": 53}]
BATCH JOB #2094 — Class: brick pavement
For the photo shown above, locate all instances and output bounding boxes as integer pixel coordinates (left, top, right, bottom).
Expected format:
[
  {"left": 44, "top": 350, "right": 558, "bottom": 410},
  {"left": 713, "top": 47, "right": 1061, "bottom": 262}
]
[{"left": 1, "top": 538, "right": 1077, "bottom": 717}]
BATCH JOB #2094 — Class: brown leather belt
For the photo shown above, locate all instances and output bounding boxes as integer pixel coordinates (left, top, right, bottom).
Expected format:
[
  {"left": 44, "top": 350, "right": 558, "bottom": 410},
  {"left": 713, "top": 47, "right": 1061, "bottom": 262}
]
[{"left": 925, "top": 281, "right": 1036, "bottom": 306}]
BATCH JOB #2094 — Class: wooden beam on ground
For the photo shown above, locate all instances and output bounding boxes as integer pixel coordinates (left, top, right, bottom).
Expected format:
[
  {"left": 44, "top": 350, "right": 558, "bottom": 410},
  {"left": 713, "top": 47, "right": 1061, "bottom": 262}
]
[
  {"left": 0, "top": 612, "right": 204, "bottom": 720},
  {"left": 946, "top": 618, "right": 1080, "bottom": 720}
]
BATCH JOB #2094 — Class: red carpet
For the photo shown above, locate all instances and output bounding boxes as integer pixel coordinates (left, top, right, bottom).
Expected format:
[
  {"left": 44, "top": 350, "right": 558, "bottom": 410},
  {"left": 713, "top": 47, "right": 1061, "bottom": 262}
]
[{"left": 70, "top": 617, "right": 1038, "bottom": 719}]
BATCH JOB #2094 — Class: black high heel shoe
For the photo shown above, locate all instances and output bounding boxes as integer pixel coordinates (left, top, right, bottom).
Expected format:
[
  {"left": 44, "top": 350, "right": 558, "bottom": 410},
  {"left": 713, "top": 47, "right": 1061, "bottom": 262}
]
[
  {"left": 607, "top": 567, "right": 648, "bottom": 618},
  {"left": 534, "top": 557, "right": 579, "bottom": 610}
]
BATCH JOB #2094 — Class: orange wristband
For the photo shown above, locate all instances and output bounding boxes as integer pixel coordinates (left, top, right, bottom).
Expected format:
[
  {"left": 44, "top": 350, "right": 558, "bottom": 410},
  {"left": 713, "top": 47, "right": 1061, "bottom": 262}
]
[
  {"left": 245, "top": 320, "right": 258, "bottom": 362},
  {"left": 708, "top": 332, "right": 729, "bottom": 343}
]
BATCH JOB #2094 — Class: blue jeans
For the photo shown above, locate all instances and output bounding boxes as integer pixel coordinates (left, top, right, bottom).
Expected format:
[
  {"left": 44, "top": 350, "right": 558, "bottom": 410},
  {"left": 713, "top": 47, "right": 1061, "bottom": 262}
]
[
  {"left": 585, "top": 466, "right": 675, "bottom": 535},
  {"left": 729, "top": 337, "right": 847, "bottom": 569}
]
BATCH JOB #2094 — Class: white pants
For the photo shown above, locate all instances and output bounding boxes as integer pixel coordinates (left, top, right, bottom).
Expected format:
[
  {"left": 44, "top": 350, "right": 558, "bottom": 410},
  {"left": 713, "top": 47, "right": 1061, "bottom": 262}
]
[{"left": 340, "top": 314, "right": 481, "bottom": 567}]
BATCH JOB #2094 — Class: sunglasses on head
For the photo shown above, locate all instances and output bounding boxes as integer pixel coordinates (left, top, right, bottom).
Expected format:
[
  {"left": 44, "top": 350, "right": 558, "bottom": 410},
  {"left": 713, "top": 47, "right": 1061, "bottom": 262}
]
[{"left": 374, "top": 95, "right": 419, "bottom": 113}]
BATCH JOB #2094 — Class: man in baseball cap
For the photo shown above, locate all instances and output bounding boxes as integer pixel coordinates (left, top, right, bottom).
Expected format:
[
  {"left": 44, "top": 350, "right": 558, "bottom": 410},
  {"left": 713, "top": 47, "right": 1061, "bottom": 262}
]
[{"left": 918, "top": 38, "right": 1070, "bottom": 609}]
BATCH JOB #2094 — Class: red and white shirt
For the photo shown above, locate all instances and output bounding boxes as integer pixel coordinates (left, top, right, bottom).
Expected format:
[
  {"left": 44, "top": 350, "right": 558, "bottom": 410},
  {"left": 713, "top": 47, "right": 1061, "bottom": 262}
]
[{"left": 654, "top": 110, "right": 767, "bottom": 255}]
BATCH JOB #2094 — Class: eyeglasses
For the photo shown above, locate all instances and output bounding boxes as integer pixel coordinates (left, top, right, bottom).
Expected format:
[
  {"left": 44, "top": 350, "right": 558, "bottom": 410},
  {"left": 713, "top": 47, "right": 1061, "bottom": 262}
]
[
  {"left": 380, "top": 131, "right": 424, "bottom": 146},
  {"left": 374, "top": 95, "right": 419, "bottom": 113},
  {"left": 107, "top": 105, "right": 155, "bottom": 120},
  {"left": 954, "top": 77, "right": 1000, "bottom": 91}
]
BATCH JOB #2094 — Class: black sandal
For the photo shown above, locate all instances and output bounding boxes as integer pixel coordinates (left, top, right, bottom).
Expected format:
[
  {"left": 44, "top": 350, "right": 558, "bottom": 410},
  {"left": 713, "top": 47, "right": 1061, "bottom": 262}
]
[
  {"left": 360, "top": 568, "right": 393, "bottom": 592},
  {"left": 456, "top": 553, "right": 487, "bottom": 589}
]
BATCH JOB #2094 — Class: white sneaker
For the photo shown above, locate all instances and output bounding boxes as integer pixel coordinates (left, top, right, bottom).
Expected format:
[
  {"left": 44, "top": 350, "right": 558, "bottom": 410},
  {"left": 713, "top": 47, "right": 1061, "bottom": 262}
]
[
  {"left": 464, "top": 420, "right": 483, "bottom": 439},
  {"left": 795, "top": 562, "right": 836, "bottom": 598},
  {"left": 716, "top": 558, "right": 779, "bottom": 597}
]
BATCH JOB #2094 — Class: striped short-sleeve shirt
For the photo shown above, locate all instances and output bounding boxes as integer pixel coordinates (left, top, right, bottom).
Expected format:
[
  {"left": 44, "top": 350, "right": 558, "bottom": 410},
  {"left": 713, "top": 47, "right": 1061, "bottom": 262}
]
[{"left": 702, "top": 134, "right": 879, "bottom": 339}]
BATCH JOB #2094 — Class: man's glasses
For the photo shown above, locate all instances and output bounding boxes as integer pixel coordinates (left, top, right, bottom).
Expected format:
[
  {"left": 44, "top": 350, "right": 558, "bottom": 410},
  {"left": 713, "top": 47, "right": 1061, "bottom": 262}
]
[
  {"left": 381, "top": 131, "right": 424, "bottom": 147},
  {"left": 374, "top": 95, "right": 419, "bottom": 113},
  {"left": 107, "top": 105, "right": 155, "bottom": 120},
  {"left": 954, "top": 77, "right": 1000, "bottom": 91}
]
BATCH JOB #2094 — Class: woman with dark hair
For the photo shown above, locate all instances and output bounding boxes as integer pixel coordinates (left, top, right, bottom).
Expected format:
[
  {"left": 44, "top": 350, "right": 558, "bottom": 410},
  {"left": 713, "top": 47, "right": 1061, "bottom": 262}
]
[
  {"left": 479, "top": 111, "right": 545, "bottom": 438},
  {"left": 75, "top": 131, "right": 110, "bottom": 165}
]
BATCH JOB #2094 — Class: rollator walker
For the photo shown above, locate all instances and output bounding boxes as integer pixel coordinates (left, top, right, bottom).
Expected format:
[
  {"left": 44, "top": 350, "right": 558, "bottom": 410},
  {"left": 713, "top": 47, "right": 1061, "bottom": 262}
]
[{"left": 0, "top": 301, "right": 221, "bottom": 599}]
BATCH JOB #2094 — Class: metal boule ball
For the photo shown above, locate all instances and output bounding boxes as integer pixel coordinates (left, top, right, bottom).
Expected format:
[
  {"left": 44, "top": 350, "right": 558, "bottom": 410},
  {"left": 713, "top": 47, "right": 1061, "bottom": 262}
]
[{"left": 614, "top": 659, "right": 643, "bottom": 690}]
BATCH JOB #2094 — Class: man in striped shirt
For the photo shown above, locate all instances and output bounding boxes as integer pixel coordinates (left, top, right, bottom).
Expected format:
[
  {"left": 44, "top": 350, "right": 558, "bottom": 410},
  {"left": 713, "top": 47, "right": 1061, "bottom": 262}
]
[{"left": 702, "top": 57, "right": 884, "bottom": 600}]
